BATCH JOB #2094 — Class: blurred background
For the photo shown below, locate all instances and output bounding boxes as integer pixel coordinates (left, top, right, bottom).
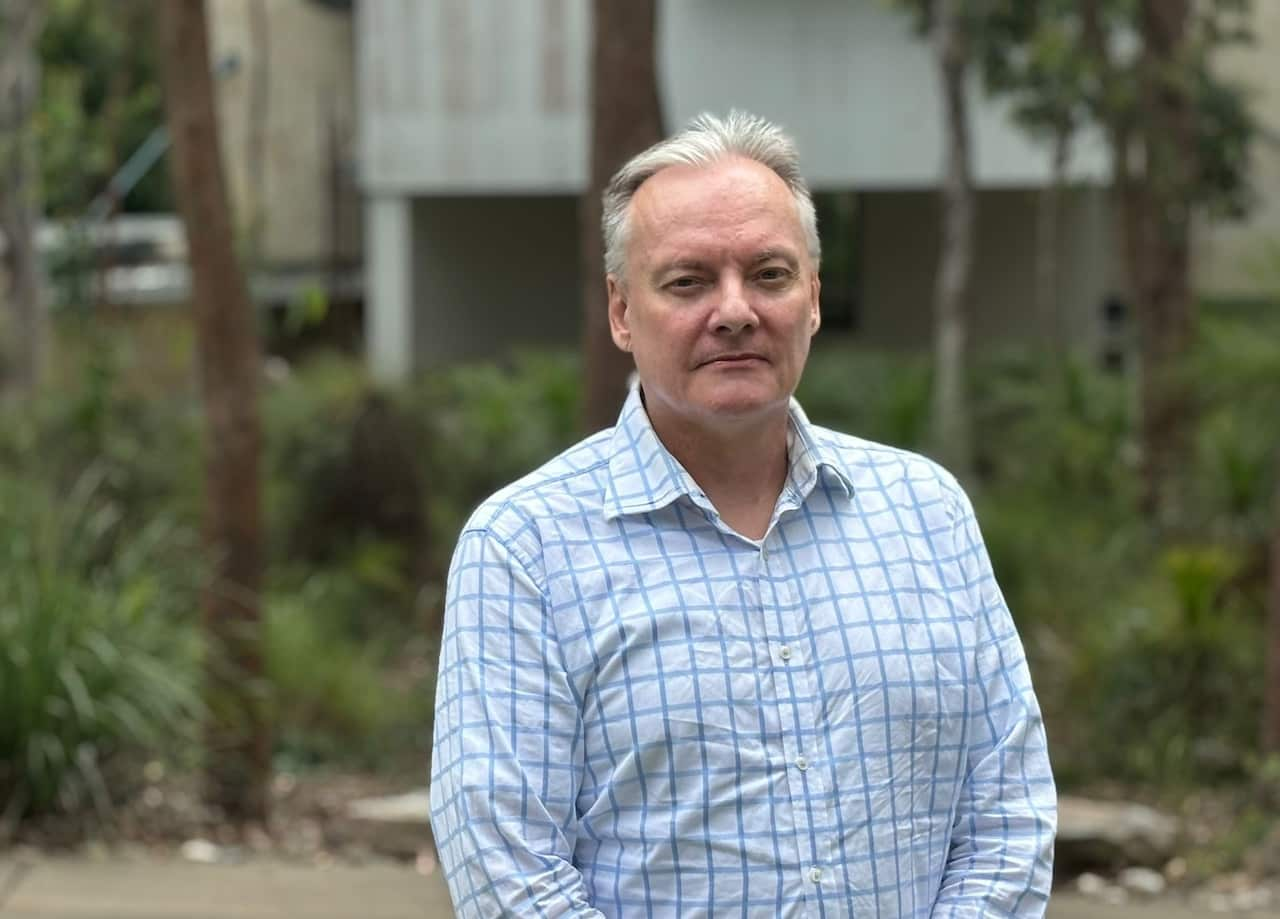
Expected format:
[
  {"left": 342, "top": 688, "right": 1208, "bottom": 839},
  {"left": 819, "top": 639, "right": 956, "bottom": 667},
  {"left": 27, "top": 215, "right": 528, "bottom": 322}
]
[{"left": 1, "top": 0, "right": 1279, "bottom": 915}]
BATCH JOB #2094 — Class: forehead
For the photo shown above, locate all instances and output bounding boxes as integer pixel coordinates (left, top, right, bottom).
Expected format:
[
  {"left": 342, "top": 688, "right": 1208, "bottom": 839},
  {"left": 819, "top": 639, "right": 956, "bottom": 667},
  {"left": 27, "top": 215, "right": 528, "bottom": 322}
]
[{"left": 627, "top": 157, "right": 807, "bottom": 267}]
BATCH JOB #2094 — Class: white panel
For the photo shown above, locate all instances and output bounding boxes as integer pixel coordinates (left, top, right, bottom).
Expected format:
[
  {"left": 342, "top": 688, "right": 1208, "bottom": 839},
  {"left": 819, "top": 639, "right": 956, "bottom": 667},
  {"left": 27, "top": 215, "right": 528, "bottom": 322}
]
[
  {"left": 659, "top": 0, "right": 1110, "bottom": 189},
  {"left": 365, "top": 195, "right": 414, "bottom": 382},
  {"left": 358, "top": 0, "right": 1110, "bottom": 192},
  {"left": 360, "top": 0, "right": 588, "bottom": 193}
]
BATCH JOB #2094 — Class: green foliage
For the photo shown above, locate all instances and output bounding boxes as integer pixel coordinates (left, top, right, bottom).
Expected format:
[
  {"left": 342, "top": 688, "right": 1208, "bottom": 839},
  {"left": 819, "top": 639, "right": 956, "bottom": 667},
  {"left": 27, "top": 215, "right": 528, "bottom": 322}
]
[
  {"left": 0, "top": 332, "right": 203, "bottom": 531},
  {"left": 967, "top": 0, "right": 1259, "bottom": 216},
  {"left": 262, "top": 353, "right": 373, "bottom": 561},
  {"left": 264, "top": 578, "right": 418, "bottom": 769},
  {"left": 39, "top": 0, "right": 170, "bottom": 216},
  {"left": 980, "top": 0, "right": 1090, "bottom": 142},
  {"left": 407, "top": 350, "right": 582, "bottom": 557},
  {"left": 1061, "top": 544, "right": 1262, "bottom": 787},
  {"left": 798, "top": 344, "right": 932, "bottom": 450},
  {"left": 972, "top": 351, "right": 1136, "bottom": 501},
  {"left": 0, "top": 470, "right": 202, "bottom": 821}
]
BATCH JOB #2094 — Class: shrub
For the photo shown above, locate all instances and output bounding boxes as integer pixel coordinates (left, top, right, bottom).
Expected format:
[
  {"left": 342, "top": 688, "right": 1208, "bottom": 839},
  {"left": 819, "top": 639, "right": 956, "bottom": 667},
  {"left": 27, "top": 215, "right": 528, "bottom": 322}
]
[
  {"left": 0, "top": 470, "right": 202, "bottom": 823},
  {"left": 407, "top": 349, "right": 581, "bottom": 560},
  {"left": 797, "top": 344, "right": 932, "bottom": 450},
  {"left": 264, "top": 571, "right": 434, "bottom": 769}
]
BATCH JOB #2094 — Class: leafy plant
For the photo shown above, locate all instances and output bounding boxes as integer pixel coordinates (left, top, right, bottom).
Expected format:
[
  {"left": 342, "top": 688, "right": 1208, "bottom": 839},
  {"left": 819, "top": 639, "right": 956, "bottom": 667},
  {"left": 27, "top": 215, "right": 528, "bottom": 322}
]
[
  {"left": 264, "top": 572, "right": 432, "bottom": 769},
  {"left": 797, "top": 344, "right": 933, "bottom": 450},
  {"left": 0, "top": 470, "right": 202, "bottom": 824}
]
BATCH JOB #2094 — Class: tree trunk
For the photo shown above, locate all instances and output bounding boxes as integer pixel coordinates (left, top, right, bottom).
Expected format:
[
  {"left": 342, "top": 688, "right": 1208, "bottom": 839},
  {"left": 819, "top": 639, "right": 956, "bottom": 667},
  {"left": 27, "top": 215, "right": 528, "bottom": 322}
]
[
  {"left": 580, "top": 0, "right": 663, "bottom": 432},
  {"left": 1036, "top": 123, "right": 1071, "bottom": 359},
  {"left": 1133, "top": 0, "right": 1196, "bottom": 525},
  {"left": 0, "top": 0, "right": 45, "bottom": 398},
  {"left": 1266, "top": 469, "right": 1280, "bottom": 752},
  {"left": 930, "top": 0, "right": 975, "bottom": 481},
  {"left": 157, "top": 0, "right": 270, "bottom": 827}
]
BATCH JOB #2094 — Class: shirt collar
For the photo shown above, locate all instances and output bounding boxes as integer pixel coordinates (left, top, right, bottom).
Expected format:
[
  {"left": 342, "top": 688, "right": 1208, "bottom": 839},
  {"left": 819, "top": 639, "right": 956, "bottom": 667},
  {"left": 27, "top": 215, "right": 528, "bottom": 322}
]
[{"left": 601, "top": 386, "right": 854, "bottom": 521}]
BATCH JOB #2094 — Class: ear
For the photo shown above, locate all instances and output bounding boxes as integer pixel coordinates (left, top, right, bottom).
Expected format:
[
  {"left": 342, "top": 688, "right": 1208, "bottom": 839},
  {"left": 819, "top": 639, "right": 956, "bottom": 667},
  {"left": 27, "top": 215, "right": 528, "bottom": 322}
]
[
  {"left": 607, "top": 275, "right": 632, "bottom": 351},
  {"left": 808, "top": 272, "right": 821, "bottom": 336}
]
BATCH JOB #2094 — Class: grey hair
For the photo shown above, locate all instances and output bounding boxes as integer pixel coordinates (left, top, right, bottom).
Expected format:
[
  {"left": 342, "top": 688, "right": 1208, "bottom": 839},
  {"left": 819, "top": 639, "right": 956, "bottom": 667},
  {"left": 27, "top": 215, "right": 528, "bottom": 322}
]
[{"left": 601, "top": 110, "right": 821, "bottom": 280}]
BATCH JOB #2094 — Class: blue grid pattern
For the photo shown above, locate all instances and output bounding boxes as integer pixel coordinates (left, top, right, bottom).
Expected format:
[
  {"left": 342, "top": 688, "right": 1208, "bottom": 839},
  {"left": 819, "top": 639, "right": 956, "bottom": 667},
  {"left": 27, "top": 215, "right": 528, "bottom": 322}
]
[{"left": 430, "top": 387, "right": 1055, "bottom": 918}]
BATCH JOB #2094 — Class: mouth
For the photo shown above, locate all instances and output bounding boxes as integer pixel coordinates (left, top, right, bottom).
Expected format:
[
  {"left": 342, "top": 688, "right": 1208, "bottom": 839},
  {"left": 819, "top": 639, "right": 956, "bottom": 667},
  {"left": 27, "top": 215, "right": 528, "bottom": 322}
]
[{"left": 699, "top": 352, "right": 768, "bottom": 368}]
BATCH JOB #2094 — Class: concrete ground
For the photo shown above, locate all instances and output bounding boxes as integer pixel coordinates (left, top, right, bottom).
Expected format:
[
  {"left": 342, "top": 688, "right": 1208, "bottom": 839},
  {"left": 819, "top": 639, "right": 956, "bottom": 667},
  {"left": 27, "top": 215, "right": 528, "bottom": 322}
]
[{"left": 1, "top": 855, "right": 1275, "bottom": 918}]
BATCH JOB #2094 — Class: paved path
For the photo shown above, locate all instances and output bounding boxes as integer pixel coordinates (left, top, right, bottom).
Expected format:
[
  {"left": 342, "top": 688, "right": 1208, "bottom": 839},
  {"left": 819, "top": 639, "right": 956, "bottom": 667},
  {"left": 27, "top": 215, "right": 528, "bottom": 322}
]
[
  {"left": 1, "top": 855, "right": 1275, "bottom": 918},
  {"left": 0, "top": 857, "right": 449, "bottom": 919}
]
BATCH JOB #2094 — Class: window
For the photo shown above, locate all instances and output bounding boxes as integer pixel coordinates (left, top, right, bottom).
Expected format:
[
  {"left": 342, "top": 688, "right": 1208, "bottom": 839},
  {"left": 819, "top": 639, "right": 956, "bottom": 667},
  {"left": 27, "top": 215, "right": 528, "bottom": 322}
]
[{"left": 813, "top": 190, "right": 861, "bottom": 332}]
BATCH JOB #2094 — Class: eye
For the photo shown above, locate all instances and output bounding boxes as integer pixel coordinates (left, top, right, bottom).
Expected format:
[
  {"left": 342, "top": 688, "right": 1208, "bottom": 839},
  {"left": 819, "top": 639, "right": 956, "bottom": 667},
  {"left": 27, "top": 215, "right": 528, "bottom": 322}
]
[
  {"left": 756, "top": 266, "right": 793, "bottom": 285},
  {"left": 665, "top": 276, "right": 705, "bottom": 293}
]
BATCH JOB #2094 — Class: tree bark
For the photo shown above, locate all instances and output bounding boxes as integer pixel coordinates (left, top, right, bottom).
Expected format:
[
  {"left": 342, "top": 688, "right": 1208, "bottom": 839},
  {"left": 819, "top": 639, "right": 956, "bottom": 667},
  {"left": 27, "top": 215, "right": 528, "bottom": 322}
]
[
  {"left": 157, "top": 0, "right": 270, "bottom": 826},
  {"left": 1134, "top": 0, "right": 1196, "bottom": 525},
  {"left": 580, "top": 0, "right": 663, "bottom": 432},
  {"left": 1036, "top": 123, "right": 1071, "bottom": 358},
  {"left": 1264, "top": 452, "right": 1280, "bottom": 753},
  {"left": 0, "top": 0, "right": 45, "bottom": 398},
  {"left": 1266, "top": 484, "right": 1280, "bottom": 753},
  {"left": 930, "top": 0, "right": 976, "bottom": 481}
]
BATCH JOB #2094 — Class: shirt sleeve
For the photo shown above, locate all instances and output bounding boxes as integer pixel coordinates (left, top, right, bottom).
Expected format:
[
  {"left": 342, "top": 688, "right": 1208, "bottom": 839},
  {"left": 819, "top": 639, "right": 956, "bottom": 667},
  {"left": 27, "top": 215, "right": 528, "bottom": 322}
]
[
  {"left": 429, "top": 526, "right": 604, "bottom": 918},
  {"left": 932, "top": 488, "right": 1057, "bottom": 918}
]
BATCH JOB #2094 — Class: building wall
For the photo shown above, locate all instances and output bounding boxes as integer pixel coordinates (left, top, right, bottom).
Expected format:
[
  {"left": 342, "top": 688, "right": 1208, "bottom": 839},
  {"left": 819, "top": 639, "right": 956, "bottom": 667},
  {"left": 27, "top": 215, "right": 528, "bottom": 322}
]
[
  {"left": 357, "top": 0, "right": 1110, "bottom": 195},
  {"left": 846, "top": 188, "right": 1112, "bottom": 353},
  {"left": 1195, "top": 0, "right": 1280, "bottom": 299},
  {"left": 411, "top": 196, "right": 582, "bottom": 363},
  {"left": 208, "top": 0, "right": 360, "bottom": 268},
  {"left": 405, "top": 188, "right": 1113, "bottom": 365}
]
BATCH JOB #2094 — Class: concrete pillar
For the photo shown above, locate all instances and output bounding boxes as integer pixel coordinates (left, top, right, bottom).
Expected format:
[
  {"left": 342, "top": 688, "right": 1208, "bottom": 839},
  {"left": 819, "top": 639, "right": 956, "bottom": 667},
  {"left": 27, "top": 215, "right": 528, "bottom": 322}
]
[{"left": 365, "top": 194, "right": 413, "bottom": 383}]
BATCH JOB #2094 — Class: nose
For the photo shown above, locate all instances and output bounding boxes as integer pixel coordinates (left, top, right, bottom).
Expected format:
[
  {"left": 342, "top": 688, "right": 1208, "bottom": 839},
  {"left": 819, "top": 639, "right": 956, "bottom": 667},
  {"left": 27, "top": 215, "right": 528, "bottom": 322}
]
[{"left": 712, "top": 278, "right": 757, "bottom": 335}]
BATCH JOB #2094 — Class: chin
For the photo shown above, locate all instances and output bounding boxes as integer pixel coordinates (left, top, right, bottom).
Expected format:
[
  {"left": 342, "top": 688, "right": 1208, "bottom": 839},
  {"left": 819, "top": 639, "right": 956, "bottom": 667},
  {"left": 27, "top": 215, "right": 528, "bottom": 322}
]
[{"left": 693, "top": 390, "right": 787, "bottom": 423}]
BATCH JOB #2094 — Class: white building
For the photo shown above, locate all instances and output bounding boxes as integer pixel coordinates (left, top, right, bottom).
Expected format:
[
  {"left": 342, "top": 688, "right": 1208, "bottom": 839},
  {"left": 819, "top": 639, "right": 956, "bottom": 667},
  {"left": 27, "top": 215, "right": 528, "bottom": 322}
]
[
  {"left": 204, "top": 0, "right": 1280, "bottom": 381},
  {"left": 356, "top": 0, "right": 1118, "bottom": 381}
]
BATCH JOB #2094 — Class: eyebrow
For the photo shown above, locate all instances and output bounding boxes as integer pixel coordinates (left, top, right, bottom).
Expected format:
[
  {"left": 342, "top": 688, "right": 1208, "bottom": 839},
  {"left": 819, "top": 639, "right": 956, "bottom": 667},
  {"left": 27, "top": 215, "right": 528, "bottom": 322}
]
[
  {"left": 650, "top": 249, "right": 801, "bottom": 283},
  {"left": 749, "top": 248, "right": 801, "bottom": 269},
  {"left": 649, "top": 259, "right": 709, "bottom": 285}
]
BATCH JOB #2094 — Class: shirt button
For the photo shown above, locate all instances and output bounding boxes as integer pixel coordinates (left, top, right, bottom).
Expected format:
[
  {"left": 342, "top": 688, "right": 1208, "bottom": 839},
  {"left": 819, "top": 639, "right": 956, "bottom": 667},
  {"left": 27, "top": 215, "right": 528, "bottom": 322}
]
[
  {"left": 778, "top": 644, "right": 792, "bottom": 661},
  {"left": 809, "top": 867, "right": 823, "bottom": 884},
  {"left": 795, "top": 755, "right": 808, "bottom": 771},
  {"left": 760, "top": 547, "right": 769, "bottom": 562}
]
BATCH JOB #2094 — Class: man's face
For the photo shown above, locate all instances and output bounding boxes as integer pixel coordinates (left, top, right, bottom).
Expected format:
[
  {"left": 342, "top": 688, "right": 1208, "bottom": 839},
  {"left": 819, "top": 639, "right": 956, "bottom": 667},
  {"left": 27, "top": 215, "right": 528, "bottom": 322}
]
[{"left": 607, "top": 157, "right": 821, "bottom": 436}]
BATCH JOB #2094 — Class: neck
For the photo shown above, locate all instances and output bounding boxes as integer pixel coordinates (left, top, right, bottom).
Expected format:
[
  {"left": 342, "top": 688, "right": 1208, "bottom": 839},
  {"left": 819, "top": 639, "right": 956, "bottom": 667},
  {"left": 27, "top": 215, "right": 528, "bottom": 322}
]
[{"left": 647, "top": 402, "right": 790, "bottom": 541}]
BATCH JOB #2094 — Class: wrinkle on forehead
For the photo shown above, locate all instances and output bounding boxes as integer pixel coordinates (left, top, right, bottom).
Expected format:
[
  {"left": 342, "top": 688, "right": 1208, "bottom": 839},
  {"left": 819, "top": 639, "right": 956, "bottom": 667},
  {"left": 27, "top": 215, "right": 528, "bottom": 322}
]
[{"left": 627, "top": 157, "right": 810, "bottom": 275}]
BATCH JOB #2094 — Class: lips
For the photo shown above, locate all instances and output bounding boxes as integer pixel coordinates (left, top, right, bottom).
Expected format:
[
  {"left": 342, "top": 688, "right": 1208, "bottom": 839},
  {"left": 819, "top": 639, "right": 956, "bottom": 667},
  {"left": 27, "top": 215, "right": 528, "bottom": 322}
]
[{"left": 699, "top": 352, "right": 768, "bottom": 367}]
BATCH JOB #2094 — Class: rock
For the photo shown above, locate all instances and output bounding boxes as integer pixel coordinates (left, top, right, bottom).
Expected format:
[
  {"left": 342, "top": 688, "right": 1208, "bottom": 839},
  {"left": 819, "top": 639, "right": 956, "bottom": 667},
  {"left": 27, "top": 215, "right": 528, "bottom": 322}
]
[
  {"left": 1075, "top": 872, "right": 1106, "bottom": 896},
  {"left": 180, "top": 838, "right": 222, "bottom": 865},
  {"left": 1165, "top": 856, "right": 1188, "bottom": 882},
  {"left": 1118, "top": 866, "right": 1166, "bottom": 896},
  {"left": 1101, "top": 885, "right": 1129, "bottom": 906},
  {"left": 336, "top": 789, "right": 432, "bottom": 862},
  {"left": 1056, "top": 795, "right": 1179, "bottom": 874},
  {"left": 179, "top": 838, "right": 245, "bottom": 865}
]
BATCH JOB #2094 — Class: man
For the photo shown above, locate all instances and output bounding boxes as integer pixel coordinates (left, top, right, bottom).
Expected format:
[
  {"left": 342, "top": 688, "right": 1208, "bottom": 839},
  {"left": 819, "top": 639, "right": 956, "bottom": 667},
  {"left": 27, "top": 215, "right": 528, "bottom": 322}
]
[{"left": 430, "top": 111, "right": 1055, "bottom": 917}]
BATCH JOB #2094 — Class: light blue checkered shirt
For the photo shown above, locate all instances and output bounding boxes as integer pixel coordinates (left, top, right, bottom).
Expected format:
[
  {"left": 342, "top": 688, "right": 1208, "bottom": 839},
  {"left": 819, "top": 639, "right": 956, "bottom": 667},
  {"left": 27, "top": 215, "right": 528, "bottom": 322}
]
[{"left": 430, "top": 387, "right": 1056, "bottom": 918}]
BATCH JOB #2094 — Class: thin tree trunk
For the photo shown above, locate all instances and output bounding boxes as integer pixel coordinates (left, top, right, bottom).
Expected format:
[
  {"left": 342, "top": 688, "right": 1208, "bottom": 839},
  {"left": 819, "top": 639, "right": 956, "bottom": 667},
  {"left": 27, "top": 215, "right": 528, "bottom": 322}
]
[
  {"left": 1264, "top": 452, "right": 1280, "bottom": 752},
  {"left": 1265, "top": 460, "right": 1280, "bottom": 753},
  {"left": 246, "top": 0, "right": 269, "bottom": 264},
  {"left": 1134, "top": 0, "right": 1196, "bottom": 526},
  {"left": 580, "top": 0, "right": 663, "bottom": 432},
  {"left": 930, "top": 0, "right": 975, "bottom": 481},
  {"left": 1036, "top": 123, "right": 1071, "bottom": 358},
  {"left": 0, "top": 0, "right": 44, "bottom": 397},
  {"left": 157, "top": 0, "right": 270, "bottom": 827}
]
